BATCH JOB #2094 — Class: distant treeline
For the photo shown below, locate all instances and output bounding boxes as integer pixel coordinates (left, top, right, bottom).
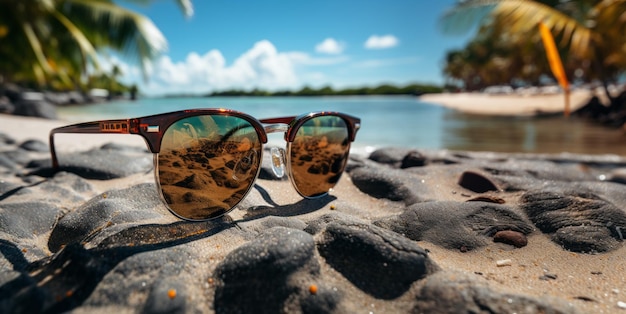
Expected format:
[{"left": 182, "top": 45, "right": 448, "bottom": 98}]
[{"left": 204, "top": 83, "right": 442, "bottom": 97}]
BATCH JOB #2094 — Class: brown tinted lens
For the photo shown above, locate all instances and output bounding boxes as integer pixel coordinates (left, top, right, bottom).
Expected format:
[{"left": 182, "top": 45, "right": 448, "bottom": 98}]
[
  {"left": 289, "top": 115, "right": 350, "bottom": 197},
  {"left": 157, "top": 115, "right": 262, "bottom": 220}
]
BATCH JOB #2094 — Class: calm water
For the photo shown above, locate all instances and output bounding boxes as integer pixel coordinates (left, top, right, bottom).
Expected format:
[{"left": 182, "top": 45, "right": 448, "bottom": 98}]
[{"left": 57, "top": 96, "right": 626, "bottom": 156}]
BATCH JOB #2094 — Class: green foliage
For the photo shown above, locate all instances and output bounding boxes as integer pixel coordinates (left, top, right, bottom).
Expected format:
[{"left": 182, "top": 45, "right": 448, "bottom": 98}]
[
  {"left": 440, "top": 0, "right": 626, "bottom": 98},
  {"left": 0, "top": 0, "right": 191, "bottom": 90},
  {"left": 205, "top": 83, "right": 442, "bottom": 97}
]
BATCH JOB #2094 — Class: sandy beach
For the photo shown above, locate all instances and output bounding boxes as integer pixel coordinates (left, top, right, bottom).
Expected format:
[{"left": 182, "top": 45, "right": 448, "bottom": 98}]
[
  {"left": 1, "top": 112, "right": 626, "bottom": 313},
  {"left": 420, "top": 89, "right": 598, "bottom": 116}
]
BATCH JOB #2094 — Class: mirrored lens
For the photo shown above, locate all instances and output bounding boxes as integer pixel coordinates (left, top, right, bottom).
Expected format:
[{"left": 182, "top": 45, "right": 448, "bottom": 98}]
[
  {"left": 157, "top": 115, "right": 262, "bottom": 220},
  {"left": 289, "top": 115, "right": 350, "bottom": 197}
]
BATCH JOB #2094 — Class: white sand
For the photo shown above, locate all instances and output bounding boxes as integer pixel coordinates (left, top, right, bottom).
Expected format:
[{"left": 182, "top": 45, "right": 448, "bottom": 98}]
[{"left": 420, "top": 90, "right": 597, "bottom": 116}]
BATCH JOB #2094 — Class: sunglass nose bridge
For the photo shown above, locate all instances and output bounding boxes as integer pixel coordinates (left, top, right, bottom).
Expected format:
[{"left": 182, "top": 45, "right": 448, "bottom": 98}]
[
  {"left": 264, "top": 124, "right": 289, "bottom": 134},
  {"left": 270, "top": 147, "right": 286, "bottom": 178}
]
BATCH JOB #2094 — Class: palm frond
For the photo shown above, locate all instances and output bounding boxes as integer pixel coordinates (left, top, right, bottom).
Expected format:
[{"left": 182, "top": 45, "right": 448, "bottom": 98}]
[
  {"left": 61, "top": 0, "right": 168, "bottom": 75},
  {"left": 2, "top": 0, "right": 193, "bottom": 86},
  {"left": 117, "top": 0, "right": 194, "bottom": 17},
  {"left": 49, "top": 8, "right": 98, "bottom": 66},
  {"left": 495, "top": 0, "right": 592, "bottom": 57},
  {"left": 441, "top": 0, "right": 593, "bottom": 58},
  {"left": 20, "top": 21, "right": 54, "bottom": 74},
  {"left": 176, "top": 0, "right": 194, "bottom": 17},
  {"left": 439, "top": 0, "right": 499, "bottom": 35}
]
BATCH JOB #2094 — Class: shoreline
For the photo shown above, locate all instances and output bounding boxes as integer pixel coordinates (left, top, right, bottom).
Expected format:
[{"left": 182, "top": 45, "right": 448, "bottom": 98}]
[
  {"left": 419, "top": 90, "right": 598, "bottom": 116},
  {"left": 53, "top": 91, "right": 598, "bottom": 118},
  {"left": 9, "top": 88, "right": 626, "bottom": 157},
  {"left": 5, "top": 113, "right": 626, "bottom": 160}
]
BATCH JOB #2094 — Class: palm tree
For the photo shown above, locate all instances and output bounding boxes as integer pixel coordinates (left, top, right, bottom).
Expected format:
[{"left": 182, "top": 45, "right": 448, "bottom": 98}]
[
  {"left": 440, "top": 0, "right": 626, "bottom": 103},
  {"left": 442, "top": 21, "right": 551, "bottom": 91},
  {"left": 0, "top": 0, "right": 193, "bottom": 88}
]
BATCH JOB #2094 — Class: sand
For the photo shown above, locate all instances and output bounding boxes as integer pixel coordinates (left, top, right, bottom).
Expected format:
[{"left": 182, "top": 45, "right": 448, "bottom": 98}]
[
  {"left": 419, "top": 90, "right": 597, "bottom": 116},
  {"left": 2, "top": 112, "right": 626, "bottom": 313}
]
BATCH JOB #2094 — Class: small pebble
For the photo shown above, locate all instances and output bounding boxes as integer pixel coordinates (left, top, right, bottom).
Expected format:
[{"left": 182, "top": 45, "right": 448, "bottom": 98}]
[
  {"left": 545, "top": 273, "right": 558, "bottom": 279},
  {"left": 617, "top": 301, "right": 626, "bottom": 309},
  {"left": 400, "top": 150, "right": 427, "bottom": 168},
  {"left": 467, "top": 196, "right": 506, "bottom": 204},
  {"left": 458, "top": 170, "right": 499, "bottom": 193},
  {"left": 493, "top": 230, "right": 528, "bottom": 248},
  {"left": 496, "top": 259, "right": 512, "bottom": 267},
  {"left": 539, "top": 273, "right": 558, "bottom": 281},
  {"left": 574, "top": 296, "right": 596, "bottom": 302},
  {"left": 167, "top": 289, "right": 176, "bottom": 299}
]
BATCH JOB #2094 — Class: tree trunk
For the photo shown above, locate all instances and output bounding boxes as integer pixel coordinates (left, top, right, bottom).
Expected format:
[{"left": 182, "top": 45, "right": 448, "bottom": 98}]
[{"left": 592, "top": 53, "right": 616, "bottom": 109}]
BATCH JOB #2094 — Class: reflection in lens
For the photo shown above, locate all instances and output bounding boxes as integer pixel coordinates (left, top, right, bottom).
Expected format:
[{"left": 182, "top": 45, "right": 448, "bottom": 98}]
[
  {"left": 157, "top": 115, "right": 261, "bottom": 220},
  {"left": 289, "top": 115, "right": 350, "bottom": 197}
]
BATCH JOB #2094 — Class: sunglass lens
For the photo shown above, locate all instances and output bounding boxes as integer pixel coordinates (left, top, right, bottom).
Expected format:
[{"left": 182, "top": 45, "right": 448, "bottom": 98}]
[
  {"left": 289, "top": 115, "right": 350, "bottom": 197},
  {"left": 157, "top": 115, "right": 261, "bottom": 220}
]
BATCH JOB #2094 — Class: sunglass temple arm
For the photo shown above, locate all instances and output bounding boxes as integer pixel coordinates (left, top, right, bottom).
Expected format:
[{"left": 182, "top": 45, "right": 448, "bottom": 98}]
[{"left": 49, "top": 119, "right": 138, "bottom": 169}]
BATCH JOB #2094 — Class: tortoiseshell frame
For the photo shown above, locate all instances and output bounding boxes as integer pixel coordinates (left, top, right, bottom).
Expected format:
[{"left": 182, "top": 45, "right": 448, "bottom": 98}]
[{"left": 49, "top": 108, "right": 361, "bottom": 220}]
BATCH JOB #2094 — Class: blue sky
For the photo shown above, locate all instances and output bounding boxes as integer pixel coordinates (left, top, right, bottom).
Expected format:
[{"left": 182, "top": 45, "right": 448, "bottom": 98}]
[{"left": 112, "top": 0, "right": 473, "bottom": 96}]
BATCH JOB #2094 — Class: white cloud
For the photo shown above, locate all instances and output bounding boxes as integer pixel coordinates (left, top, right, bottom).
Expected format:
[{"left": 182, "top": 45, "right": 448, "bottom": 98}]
[
  {"left": 364, "top": 34, "right": 399, "bottom": 49},
  {"left": 315, "top": 38, "right": 345, "bottom": 54},
  {"left": 114, "top": 40, "right": 354, "bottom": 95},
  {"left": 127, "top": 40, "right": 301, "bottom": 95}
]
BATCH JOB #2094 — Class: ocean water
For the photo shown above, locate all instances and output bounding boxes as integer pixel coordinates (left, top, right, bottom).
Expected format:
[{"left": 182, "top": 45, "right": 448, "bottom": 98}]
[{"left": 57, "top": 96, "right": 626, "bottom": 156}]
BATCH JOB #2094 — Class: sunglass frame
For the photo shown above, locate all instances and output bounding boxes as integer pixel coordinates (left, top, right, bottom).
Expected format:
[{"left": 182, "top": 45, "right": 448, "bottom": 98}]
[{"left": 49, "top": 108, "right": 361, "bottom": 221}]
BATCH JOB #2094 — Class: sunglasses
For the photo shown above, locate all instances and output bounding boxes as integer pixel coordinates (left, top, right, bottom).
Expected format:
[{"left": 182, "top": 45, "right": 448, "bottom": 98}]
[{"left": 49, "top": 109, "right": 361, "bottom": 221}]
